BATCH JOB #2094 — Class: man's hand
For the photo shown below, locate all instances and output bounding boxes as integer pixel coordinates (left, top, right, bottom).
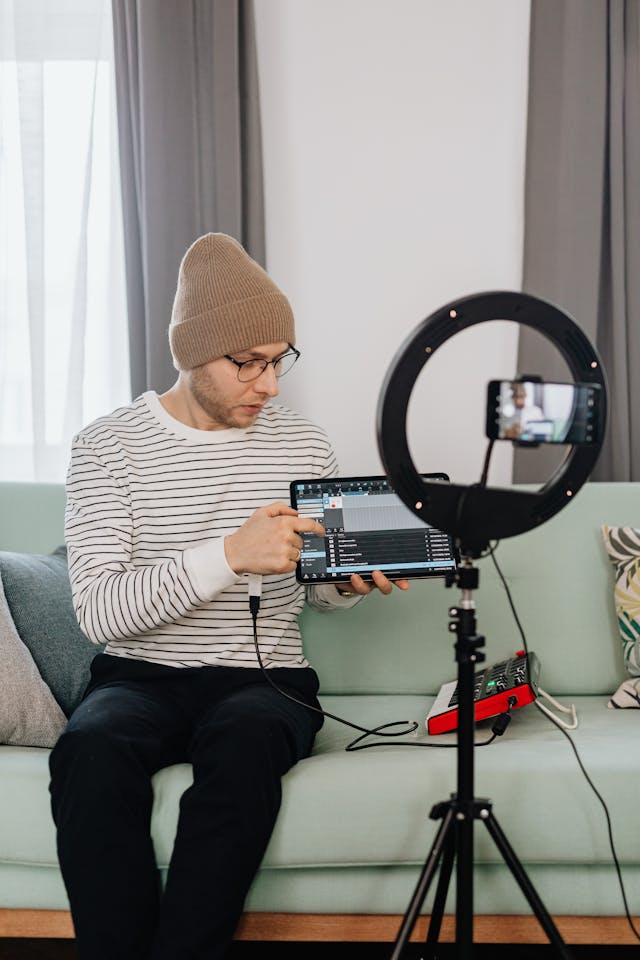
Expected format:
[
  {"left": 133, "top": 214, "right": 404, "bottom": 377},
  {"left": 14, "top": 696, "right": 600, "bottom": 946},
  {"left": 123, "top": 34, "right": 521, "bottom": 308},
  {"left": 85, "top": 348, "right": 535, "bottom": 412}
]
[
  {"left": 339, "top": 570, "right": 410, "bottom": 597},
  {"left": 224, "top": 502, "right": 325, "bottom": 575}
]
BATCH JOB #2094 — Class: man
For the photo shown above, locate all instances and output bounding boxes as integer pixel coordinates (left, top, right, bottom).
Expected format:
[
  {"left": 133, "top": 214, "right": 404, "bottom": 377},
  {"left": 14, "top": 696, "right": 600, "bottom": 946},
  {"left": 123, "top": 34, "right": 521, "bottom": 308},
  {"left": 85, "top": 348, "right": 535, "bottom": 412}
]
[
  {"left": 500, "top": 381, "right": 544, "bottom": 440},
  {"left": 49, "top": 233, "right": 409, "bottom": 960}
]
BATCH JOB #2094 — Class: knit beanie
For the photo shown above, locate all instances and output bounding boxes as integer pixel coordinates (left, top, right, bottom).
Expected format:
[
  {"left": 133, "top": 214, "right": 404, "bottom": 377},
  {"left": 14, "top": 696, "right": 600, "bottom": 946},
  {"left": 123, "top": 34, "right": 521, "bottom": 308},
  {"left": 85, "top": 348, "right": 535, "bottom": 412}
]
[{"left": 169, "top": 233, "right": 296, "bottom": 371}]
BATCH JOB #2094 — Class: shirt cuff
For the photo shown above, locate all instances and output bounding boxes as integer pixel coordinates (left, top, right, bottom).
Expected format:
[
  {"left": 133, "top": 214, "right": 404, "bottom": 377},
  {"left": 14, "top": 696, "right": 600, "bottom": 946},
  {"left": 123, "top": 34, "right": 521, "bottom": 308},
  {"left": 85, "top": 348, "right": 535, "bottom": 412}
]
[{"left": 183, "top": 537, "right": 242, "bottom": 601}]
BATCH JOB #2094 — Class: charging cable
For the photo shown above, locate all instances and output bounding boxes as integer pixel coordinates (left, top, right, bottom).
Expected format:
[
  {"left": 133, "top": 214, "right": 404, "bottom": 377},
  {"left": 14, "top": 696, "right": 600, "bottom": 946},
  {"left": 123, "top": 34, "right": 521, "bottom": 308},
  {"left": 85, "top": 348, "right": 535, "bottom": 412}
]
[
  {"left": 249, "top": 575, "right": 418, "bottom": 743},
  {"left": 248, "top": 575, "right": 509, "bottom": 751}
]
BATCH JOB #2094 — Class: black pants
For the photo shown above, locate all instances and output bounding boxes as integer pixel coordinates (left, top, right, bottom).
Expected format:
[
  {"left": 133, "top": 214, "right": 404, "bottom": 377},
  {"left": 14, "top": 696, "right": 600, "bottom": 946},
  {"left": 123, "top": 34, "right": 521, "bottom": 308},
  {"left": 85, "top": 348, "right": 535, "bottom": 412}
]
[{"left": 49, "top": 654, "right": 323, "bottom": 960}]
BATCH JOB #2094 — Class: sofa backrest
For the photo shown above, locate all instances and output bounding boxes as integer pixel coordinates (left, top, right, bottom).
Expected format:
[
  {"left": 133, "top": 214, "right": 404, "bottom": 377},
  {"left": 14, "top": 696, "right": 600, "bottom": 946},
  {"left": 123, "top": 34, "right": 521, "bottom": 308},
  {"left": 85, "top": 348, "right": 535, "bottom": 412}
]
[
  {"left": 0, "top": 480, "right": 635, "bottom": 697},
  {"left": 0, "top": 482, "right": 66, "bottom": 554},
  {"left": 302, "top": 481, "right": 636, "bottom": 697}
]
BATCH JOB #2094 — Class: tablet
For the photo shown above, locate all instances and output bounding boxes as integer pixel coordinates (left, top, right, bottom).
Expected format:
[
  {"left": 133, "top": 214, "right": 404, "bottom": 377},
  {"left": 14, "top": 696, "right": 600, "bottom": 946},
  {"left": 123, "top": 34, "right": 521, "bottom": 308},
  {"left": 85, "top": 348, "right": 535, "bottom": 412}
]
[{"left": 290, "top": 473, "right": 458, "bottom": 584}]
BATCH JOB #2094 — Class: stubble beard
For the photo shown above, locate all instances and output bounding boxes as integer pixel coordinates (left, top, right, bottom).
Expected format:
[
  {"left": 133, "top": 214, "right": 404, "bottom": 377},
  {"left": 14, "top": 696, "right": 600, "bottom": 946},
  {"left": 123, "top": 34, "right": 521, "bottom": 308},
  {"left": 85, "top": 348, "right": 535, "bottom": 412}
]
[{"left": 188, "top": 365, "right": 262, "bottom": 430}]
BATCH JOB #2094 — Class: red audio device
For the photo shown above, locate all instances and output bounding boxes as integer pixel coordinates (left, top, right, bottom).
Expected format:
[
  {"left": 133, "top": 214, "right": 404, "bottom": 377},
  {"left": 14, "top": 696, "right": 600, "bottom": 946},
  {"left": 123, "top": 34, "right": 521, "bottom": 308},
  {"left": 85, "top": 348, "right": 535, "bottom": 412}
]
[{"left": 426, "top": 651, "right": 540, "bottom": 735}]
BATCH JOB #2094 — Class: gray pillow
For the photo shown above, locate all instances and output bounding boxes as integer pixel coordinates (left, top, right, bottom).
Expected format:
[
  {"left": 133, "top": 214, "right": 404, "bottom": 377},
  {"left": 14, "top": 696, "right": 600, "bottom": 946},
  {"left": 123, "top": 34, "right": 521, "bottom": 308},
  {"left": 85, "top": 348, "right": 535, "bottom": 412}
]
[
  {"left": 0, "top": 546, "right": 103, "bottom": 717},
  {"left": 0, "top": 575, "right": 66, "bottom": 747}
]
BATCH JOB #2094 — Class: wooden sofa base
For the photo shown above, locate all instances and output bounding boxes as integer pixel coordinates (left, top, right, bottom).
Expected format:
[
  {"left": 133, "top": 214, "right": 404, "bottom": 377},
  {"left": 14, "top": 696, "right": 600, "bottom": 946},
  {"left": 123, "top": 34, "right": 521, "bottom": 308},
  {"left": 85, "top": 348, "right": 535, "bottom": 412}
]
[{"left": 0, "top": 909, "right": 638, "bottom": 945}]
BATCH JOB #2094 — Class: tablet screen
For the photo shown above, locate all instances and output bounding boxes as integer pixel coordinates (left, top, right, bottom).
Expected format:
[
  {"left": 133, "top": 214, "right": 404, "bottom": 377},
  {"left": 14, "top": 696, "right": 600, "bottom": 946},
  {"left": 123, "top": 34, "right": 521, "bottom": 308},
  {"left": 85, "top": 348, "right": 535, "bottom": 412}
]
[{"left": 290, "top": 474, "right": 458, "bottom": 583}]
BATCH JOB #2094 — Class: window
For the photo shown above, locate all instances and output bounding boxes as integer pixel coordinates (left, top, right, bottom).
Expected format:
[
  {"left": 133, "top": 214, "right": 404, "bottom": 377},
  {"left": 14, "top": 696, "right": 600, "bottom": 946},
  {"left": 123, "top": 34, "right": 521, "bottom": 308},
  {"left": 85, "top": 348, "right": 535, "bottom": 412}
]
[{"left": 0, "top": 0, "right": 130, "bottom": 481}]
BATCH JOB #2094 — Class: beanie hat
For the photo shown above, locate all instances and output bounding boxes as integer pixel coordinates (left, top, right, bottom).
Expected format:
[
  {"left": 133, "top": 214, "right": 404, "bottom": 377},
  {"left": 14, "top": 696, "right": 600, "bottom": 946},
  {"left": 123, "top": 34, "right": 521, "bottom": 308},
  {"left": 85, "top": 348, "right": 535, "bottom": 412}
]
[{"left": 169, "top": 233, "right": 296, "bottom": 371}]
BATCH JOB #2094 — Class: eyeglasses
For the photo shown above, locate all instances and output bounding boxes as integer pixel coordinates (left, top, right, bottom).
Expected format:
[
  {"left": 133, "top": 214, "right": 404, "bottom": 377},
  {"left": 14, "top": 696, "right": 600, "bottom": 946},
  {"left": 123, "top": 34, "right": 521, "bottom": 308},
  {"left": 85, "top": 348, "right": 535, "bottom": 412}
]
[{"left": 224, "top": 346, "right": 301, "bottom": 382}]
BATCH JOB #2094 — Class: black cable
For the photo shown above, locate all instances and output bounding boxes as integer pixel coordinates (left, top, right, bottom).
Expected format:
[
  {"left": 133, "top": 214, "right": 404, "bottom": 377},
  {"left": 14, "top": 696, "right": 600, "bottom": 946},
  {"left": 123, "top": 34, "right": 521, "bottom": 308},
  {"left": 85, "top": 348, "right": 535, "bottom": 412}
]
[
  {"left": 452, "top": 440, "right": 495, "bottom": 550},
  {"left": 479, "top": 438, "right": 495, "bottom": 488},
  {"left": 250, "top": 596, "right": 417, "bottom": 743},
  {"left": 344, "top": 729, "right": 497, "bottom": 752},
  {"left": 250, "top": 598, "right": 504, "bottom": 751},
  {"left": 488, "top": 542, "right": 530, "bottom": 662},
  {"left": 491, "top": 546, "right": 640, "bottom": 943},
  {"left": 538, "top": 704, "right": 640, "bottom": 943},
  {"left": 344, "top": 702, "right": 519, "bottom": 751}
]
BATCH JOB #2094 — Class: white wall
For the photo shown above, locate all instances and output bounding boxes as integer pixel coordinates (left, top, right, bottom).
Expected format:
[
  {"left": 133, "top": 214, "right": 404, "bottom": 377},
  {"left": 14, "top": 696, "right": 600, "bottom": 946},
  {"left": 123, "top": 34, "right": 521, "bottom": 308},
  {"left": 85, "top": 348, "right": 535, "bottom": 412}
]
[{"left": 255, "top": 0, "right": 531, "bottom": 485}]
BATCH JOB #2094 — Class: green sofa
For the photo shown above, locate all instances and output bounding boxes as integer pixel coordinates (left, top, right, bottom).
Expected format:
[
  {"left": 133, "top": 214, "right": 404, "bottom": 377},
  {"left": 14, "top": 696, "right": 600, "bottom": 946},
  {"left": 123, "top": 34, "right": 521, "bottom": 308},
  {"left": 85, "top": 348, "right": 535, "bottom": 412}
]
[{"left": 1, "top": 480, "right": 639, "bottom": 946}]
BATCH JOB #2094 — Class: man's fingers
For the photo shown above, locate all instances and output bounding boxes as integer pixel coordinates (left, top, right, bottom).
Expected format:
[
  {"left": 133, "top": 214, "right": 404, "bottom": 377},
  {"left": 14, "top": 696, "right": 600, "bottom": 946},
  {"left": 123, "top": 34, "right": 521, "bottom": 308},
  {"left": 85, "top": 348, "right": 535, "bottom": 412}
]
[
  {"left": 264, "top": 502, "right": 299, "bottom": 518},
  {"left": 293, "top": 517, "right": 325, "bottom": 536},
  {"left": 371, "top": 570, "right": 393, "bottom": 595},
  {"left": 350, "top": 574, "right": 373, "bottom": 595},
  {"left": 262, "top": 503, "right": 324, "bottom": 534}
]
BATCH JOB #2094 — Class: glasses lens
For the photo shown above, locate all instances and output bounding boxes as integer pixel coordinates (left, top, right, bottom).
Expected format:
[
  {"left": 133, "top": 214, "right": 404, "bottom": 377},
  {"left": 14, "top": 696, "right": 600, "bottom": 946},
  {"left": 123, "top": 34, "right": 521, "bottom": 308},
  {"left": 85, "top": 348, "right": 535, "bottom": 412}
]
[
  {"left": 237, "top": 359, "right": 266, "bottom": 382},
  {"left": 274, "top": 352, "right": 298, "bottom": 378},
  {"left": 235, "top": 351, "right": 299, "bottom": 381}
]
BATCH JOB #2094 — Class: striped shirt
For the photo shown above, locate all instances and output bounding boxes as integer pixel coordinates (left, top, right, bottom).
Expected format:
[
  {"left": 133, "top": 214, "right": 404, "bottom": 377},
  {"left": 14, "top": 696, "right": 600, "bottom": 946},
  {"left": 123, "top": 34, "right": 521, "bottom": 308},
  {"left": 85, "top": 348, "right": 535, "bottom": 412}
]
[{"left": 65, "top": 391, "right": 359, "bottom": 669}]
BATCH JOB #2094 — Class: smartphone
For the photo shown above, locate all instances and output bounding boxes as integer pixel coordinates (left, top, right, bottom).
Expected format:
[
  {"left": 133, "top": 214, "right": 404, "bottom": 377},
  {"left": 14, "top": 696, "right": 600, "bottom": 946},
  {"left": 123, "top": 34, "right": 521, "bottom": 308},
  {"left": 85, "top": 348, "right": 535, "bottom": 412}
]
[{"left": 486, "top": 380, "right": 603, "bottom": 446}]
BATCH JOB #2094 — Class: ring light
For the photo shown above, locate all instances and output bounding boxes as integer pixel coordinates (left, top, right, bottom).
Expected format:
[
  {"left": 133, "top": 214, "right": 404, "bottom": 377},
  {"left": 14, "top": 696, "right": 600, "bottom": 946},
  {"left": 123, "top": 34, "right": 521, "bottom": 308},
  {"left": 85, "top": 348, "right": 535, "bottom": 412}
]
[{"left": 376, "top": 291, "right": 607, "bottom": 557}]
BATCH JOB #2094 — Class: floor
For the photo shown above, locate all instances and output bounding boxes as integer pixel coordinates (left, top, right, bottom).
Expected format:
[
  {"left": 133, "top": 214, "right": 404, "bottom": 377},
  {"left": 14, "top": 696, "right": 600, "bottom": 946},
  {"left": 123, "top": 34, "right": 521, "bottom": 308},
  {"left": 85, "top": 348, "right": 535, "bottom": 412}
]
[{"left": 0, "top": 941, "right": 638, "bottom": 959}]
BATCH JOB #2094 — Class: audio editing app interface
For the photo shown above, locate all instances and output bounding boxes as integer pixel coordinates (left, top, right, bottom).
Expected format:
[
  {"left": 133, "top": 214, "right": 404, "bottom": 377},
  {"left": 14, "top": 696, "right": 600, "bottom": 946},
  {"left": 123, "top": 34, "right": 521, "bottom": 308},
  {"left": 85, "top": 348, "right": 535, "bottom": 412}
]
[{"left": 293, "top": 478, "right": 457, "bottom": 581}]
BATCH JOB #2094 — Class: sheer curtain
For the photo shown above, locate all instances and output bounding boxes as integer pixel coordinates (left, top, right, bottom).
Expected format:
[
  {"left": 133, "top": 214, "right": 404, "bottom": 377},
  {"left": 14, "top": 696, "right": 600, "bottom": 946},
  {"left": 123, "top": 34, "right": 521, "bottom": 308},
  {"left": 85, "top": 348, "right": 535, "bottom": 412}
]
[{"left": 0, "top": 0, "right": 131, "bottom": 482}]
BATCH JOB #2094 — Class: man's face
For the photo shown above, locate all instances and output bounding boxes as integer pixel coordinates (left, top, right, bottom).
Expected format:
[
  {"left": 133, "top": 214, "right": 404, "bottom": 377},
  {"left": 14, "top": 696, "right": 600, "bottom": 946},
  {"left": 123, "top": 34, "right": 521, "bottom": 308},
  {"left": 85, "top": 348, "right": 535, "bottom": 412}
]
[
  {"left": 184, "top": 341, "right": 290, "bottom": 430},
  {"left": 513, "top": 385, "right": 527, "bottom": 409}
]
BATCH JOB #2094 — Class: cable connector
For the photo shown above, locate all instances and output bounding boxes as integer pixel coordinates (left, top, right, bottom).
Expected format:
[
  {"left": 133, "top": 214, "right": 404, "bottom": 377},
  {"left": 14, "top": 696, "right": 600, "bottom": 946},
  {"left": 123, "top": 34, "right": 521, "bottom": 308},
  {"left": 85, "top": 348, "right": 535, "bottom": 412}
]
[
  {"left": 491, "top": 712, "right": 512, "bottom": 737},
  {"left": 248, "top": 574, "right": 262, "bottom": 619},
  {"left": 491, "top": 696, "right": 518, "bottom": 737}
]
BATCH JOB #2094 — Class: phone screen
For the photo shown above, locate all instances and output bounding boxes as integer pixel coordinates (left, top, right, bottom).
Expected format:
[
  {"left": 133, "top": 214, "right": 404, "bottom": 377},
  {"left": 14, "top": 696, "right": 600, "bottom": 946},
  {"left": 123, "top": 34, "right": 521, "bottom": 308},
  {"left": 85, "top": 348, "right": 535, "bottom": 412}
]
[{"left": 486, "top": 380, "right": 602, "bottom": 445}]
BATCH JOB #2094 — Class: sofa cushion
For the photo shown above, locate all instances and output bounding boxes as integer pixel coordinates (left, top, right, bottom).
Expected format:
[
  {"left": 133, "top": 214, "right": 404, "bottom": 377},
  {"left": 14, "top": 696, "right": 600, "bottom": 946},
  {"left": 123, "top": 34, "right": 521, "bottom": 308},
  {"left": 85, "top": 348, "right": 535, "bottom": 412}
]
[
  {"left": 2, "top": 696, "right": 639, "bottom": 874},
  {"left": 0, "top": 546, "right": 103, "bottom": 716},
  {"left": 0, "top": 576, "right": 66, "bottom": 747},
  {"left": 601, "top": 525, "right": 640, "bottom": 674}
]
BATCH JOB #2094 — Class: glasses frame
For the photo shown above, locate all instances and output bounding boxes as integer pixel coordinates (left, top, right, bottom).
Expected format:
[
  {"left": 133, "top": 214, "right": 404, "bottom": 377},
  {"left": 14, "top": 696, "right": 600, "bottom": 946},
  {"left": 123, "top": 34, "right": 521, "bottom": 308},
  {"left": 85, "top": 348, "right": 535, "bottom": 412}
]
[{"left": 223, "top": 345, "right": 301, "bottom": 382}]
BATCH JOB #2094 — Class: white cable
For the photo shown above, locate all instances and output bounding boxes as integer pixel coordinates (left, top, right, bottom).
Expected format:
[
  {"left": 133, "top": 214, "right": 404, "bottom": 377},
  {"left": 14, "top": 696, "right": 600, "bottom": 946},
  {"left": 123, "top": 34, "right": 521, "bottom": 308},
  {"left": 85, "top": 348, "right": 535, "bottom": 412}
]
[{"left": 535, "top": 687, "right": 578, "bottom": 730}]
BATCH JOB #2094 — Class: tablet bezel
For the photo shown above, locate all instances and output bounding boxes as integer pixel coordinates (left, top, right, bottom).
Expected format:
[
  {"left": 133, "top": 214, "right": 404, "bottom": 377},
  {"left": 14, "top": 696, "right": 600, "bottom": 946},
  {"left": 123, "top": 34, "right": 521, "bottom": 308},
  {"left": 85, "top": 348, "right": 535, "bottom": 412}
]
[{"left": 290, "top": 472, "right": 458, "bottom": 584}]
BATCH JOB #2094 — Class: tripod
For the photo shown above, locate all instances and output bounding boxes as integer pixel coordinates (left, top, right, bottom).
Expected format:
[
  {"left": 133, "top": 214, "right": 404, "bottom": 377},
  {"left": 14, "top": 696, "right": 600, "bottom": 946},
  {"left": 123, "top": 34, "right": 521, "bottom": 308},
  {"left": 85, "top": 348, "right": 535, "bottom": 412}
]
[{"left": 390, "top": 556, "right": 573, "bottom": 960}]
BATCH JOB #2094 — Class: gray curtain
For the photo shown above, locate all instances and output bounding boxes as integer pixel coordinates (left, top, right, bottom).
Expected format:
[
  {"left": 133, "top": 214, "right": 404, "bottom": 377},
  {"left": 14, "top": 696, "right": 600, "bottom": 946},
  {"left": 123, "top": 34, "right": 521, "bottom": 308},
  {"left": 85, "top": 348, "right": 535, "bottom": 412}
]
[
  {"left": 515, "top": 0, "right": 640, "bottom": 482},
  {"left": 111, "top": 0, "right": 265, "bottom": 396}
]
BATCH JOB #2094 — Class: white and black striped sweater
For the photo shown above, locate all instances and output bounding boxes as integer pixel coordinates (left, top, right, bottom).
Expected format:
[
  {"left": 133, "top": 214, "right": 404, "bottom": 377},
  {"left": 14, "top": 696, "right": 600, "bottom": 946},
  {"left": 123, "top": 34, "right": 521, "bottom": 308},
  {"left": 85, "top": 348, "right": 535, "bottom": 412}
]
[{"left": 65, "top": 392, "right": 359, "bottom": 669}]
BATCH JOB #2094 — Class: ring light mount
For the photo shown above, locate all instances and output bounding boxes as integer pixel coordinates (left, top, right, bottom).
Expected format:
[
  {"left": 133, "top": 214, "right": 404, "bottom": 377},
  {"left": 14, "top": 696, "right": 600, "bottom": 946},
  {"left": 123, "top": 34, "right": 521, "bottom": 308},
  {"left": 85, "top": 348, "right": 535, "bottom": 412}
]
[{"left": 377, "top": 290, "right": 604, "bottom": 958}]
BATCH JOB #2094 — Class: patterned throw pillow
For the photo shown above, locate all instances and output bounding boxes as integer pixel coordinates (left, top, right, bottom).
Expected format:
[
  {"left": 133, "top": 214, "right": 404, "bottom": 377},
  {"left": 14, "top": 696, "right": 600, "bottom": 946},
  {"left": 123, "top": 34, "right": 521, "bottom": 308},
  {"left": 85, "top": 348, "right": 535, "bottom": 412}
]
[
  {"left": 601, "top": 526, "right": 640, "bottom": 679},
  {"left": 608, "top": 678, "right": 640, "bottom": 710}
]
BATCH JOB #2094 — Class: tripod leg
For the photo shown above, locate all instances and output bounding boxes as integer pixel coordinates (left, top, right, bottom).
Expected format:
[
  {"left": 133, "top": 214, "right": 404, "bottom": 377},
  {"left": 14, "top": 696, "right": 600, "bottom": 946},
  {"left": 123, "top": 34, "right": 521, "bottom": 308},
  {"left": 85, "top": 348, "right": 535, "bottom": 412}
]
[
  {"left": 482, "top": 811, "right": 574, "bottom": 960},
  {"left": 425, "top": 824, "right": 456, "bottom": 945},
  {"left": 456, "top": 807, "right": 474, "bottom": 955},
  {"left": 390, "top": 805, "right": 457, "bottom": 960}
]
